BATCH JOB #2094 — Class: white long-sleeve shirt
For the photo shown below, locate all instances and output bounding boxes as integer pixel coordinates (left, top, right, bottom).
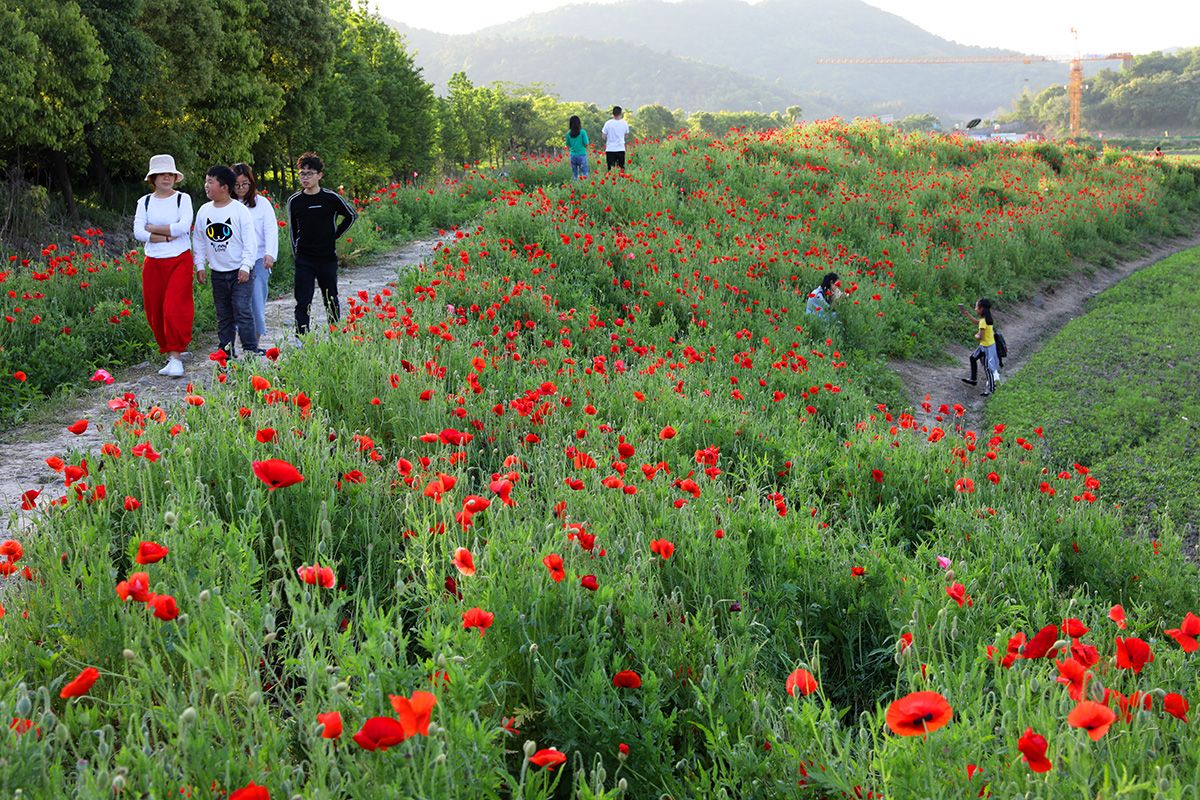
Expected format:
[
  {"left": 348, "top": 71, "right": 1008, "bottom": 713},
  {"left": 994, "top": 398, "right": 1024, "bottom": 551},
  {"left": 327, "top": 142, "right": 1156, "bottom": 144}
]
[
  {"left": 133, "top": 192, "right": 194, "bottom": 259},
  {"left": 242, "top": 194, "right": 280, "bottom": 263},
  {"left": 192, "top": 200, "right": 257, "bottom": 273}
]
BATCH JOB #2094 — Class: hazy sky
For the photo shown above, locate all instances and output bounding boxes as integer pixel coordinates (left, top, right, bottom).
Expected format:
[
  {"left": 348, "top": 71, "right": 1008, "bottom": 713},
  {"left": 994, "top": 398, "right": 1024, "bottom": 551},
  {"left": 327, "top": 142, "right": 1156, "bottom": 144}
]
[{"left": 385, "top": 0, "right": 1198, "bottom": 56}]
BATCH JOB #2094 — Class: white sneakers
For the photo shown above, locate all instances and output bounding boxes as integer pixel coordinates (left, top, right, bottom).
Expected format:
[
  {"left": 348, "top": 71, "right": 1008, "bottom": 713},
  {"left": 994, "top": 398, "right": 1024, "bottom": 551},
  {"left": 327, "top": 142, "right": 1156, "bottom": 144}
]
[{"left": 162, "top": 357, "right": 184, "bottom": 378}]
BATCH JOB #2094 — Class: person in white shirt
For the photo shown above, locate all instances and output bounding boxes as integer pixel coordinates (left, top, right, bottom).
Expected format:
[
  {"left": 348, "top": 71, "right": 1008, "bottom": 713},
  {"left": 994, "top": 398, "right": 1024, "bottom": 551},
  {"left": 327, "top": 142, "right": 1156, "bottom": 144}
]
[
  {"left": 232, "top": 163, "right": 279, "bottom": 340},
  {"left": 192, "top": 165, "right": 260, "bottom": 357},
  {"left": 601, "top": 106, "right": 631, "bottom": 171},
  {"left": 133, "top": 154, "right": 196, "bottom": 379}
]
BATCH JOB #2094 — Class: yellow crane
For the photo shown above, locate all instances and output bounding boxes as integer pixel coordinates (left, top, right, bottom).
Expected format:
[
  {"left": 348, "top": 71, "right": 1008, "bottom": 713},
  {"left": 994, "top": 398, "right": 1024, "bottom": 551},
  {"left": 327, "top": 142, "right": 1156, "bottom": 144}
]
[{"left": 816, "top": 46, "right": 1134, "bottom": 138}]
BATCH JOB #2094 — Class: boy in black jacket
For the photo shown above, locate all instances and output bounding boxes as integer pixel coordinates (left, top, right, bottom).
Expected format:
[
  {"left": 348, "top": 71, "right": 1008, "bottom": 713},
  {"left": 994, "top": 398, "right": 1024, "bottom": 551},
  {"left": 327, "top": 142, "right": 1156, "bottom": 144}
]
[{"left": 286, "top": 152, "right": 357, "bottom": 334}]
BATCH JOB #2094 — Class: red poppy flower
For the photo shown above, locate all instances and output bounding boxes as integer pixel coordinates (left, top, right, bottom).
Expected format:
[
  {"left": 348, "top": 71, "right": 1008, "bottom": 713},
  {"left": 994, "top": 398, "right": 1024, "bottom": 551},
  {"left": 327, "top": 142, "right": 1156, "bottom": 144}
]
[
  {"left": 60, "top": 667, "right": 99, "bottom": 698},
  {"left": 1061, "top": 618, "right": 1089, "bottom": 639},
  {"left": 885, "top": 691, "right": 953, "bottom": 736},
  {"left": 850, "top": 566, "right": 866, "bottom": 577},
  {"left": 871, "top": 469, "right": 884, "bottom": 483},
  {"left": 1054, "top": 658, "right": 1091, "bottom": 701},
  {"left": 297, "top": 564, "right": 335, "bottom": 589},
  {"left": 462, "top": 606, "right": 494, "bottom": 635},
  {"left": 530, "top": 748, "right": 567, "bottom": 770},
  {"left": 786, "top": 668, "right": 818, "bottom": 697},
  {"left": 135, "top": 541, "right": 169, "bottom": 565},
  {"left": 352, "top": 716, "right": 408, "bottom": 751},
  {"left": 116, "top": 571, "right": 151, "bottom": 603},
  {"left": 67, "top": 419, "right": 88, "bottom": 435},
  {"left": 317, "top": 711, "right": 343, "bottom": 739},
  {"left": 1114, "top": 636, "right": 1154, "bottom": 673},
  {"left": 452, "top": 547, "right": 476, "bottom": 576},
  {"left": 131, "top": 442, "right": 161, "bottom": 462},
  {"left": 649, "top": 539, "right": 674, "bottom": 560},
  {"left": 1164, "top": 693, "right": 1189, "bottom": 722},
  {"left": 543, "top": 553, "right": 565, "bottom": 582},
  {"left": 659, "top": 425, "right": 677, "bottom": 439},
  {"left": 612, "top": 670, "right": 642, "bottom": 689},
  {"left": 0, "top": 539, "right": 22, "bottom": 562},
  {"left": 19, "top": 490, "right": 39, "bottom": 511},
  {"left": 123, "top": 495, "right": 141, "bottom": 511},
  {"left": 1165, "top": 612, "right": 1200, "bottom": 652},
  {"left": 946, "top": 583, "right": 970, "bottom": 608},
  {"left": 1068, "top": 700, "right": 1117, "bottom": 740},
  {"left": 253, "top": 459, "right": 304, "bottom": 490},
  {"left": 148, "top": 593, "right": 179, "bottom": 621},
  {"left": 250, "top": 375, "right": 271, "bottom": 392},
  {"left": 1022, "top": 625, "right": 1061, "bottom": 659},
  {"left": 1108, "top": 604, "right": 1127, "bottom": 629},
  {"left": 228, "top": 782, "right": 270, "bottom": 800},
  {"left": 899, "top": 633, "right": 913, "bottom": 654},
  {"left": 580, "top": 574, "right": 599, "bottom": 591},
  {"left": 389, "top": 690, "right": 438, "bottom": 736},
  {"left": 1017, "top": 727, "right": 1052, "bottom": 773},
  {"left": 256, "top": 428, "right": 277, "bottom": 443}
]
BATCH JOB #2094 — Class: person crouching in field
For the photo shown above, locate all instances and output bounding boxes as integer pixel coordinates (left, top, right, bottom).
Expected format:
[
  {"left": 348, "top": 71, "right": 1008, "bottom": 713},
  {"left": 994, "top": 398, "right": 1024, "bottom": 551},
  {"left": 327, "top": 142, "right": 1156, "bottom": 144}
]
[
  {"left": 566, "top": 115, "right": 590, "bottom": 179},
  {"left": 232, "top": 163, "right": 279, "bottom": 343},
  {"left": 960, "top": 298, "right": 999, "bottom": 397},
  {"left": 286, "top": 152, "right": 357, "bottom": 335},
  {"left": 193, "top": 165, "right": 259, "bottom": 358},
  {"left": 805, "top": 272, "right": 842, "bottom": 320},
  {"left": 134, "top": 154, "right": 195, "bottom": 378}
]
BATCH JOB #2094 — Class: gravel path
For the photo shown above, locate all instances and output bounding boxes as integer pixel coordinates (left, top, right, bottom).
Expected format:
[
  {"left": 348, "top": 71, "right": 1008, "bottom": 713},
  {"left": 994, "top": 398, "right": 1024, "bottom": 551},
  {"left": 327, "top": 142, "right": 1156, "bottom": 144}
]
[
  {"left": 0, "top": 235, "right": 450, "bottom": 535},
  {"left": 890, "top": 232, "right": 1200, "bottom": 430}
]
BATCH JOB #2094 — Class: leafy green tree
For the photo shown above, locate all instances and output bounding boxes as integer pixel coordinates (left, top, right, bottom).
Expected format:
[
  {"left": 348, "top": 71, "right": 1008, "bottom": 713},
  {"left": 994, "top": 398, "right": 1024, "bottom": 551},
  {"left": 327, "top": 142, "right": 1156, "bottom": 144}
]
[
  {"left": 0, "top": 5, "right": 41, "bottom": 149},
  {"left": 895, "top": 113, "right": 941, "bottom": 133},
  {"left": 10, "top": 0, "right": 110, "bottom": 217},
  {"left": 632, "top": 104, "right": 679, "bottom": 140}
]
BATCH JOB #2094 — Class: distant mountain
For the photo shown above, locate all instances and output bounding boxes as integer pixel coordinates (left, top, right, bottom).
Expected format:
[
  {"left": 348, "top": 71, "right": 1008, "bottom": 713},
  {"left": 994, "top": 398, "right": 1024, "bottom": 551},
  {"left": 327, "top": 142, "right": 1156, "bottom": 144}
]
[
  {"left": 392, "top": 23, "right": 828, "bottom": 115},
  {"left": 392, "top": 0, "right": 1087, "bottom": 119}
]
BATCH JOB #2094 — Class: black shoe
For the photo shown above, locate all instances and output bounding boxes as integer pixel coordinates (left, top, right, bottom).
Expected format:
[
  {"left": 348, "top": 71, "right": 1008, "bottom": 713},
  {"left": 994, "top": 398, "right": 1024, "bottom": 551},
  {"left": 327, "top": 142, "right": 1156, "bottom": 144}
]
[
  {"left": 980, "top": 391, "right": 991, "bottom": 397},
  {"left": 960, "top": 378, "right": 977, "bottom": 386}
]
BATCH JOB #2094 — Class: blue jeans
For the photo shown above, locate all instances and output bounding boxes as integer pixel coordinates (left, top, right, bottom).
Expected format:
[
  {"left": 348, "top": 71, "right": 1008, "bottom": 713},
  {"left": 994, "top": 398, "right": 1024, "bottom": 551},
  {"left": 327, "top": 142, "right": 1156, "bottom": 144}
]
[
  {"left": 248, "top": 257, "right": 269, "bottom": 336},
  {"left": 211, "top": 269, "right": 258, "bottom": 356},
  {"left": 570, "top": 154, "right": 589, "bottom": 179}
]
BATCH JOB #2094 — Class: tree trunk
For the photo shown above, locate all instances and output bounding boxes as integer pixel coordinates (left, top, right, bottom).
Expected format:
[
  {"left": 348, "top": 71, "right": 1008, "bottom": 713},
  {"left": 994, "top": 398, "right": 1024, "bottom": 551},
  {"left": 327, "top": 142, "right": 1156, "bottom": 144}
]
[
  {"left": 51, "top": 150, "right": 78, "bottom": 221},
  {"left": 85, "top": 128, "right": 114, "bottom": 206}
]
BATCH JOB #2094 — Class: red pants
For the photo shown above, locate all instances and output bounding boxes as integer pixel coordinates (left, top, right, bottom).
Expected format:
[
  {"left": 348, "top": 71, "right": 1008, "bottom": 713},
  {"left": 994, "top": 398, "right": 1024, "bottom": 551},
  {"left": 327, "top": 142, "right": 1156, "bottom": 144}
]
[{"left": 142, "top": 251, "right": 195, "bottom": 353}]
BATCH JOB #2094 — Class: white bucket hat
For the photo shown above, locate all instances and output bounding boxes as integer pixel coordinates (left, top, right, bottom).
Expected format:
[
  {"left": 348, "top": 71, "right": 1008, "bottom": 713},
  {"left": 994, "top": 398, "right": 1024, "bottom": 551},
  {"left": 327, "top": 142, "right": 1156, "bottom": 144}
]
[{"left": 145, "top": 154, "right": 184, "bottom": 182}]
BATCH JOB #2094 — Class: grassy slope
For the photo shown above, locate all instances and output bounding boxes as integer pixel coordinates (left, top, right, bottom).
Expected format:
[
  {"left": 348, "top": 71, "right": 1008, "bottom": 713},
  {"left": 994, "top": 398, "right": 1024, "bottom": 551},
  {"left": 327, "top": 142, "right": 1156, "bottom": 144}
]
[{"left": 988, "top": 246, "right": 1200, "bottom": 532}]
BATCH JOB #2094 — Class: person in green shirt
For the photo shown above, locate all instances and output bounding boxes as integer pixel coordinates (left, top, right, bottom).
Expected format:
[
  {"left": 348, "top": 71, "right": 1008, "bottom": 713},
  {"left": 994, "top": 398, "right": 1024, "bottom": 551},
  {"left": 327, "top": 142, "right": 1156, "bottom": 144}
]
[{"left": 566, "top": 115, "right": 590, "bottom": 180}]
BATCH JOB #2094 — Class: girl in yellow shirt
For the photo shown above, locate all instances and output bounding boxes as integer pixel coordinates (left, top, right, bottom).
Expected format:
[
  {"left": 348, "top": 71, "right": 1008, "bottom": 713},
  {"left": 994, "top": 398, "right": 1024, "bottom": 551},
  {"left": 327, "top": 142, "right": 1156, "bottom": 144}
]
[{"left": 959, "top": 298, "right": 998, "bottom": 396}]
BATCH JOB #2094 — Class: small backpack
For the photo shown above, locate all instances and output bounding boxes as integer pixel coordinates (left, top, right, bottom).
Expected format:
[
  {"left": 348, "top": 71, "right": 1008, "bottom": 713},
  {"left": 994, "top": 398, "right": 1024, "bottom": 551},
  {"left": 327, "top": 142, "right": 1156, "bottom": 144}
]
[{"left": 994, "top": 332, "right": 1008, "bottom": 365}]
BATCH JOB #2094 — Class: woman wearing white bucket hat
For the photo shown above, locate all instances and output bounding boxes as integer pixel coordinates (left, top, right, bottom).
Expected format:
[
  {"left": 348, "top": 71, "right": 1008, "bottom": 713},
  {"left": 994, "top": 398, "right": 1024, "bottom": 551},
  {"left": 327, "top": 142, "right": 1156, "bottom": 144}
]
[{"left": 133, "top": 154, "right": 197, "bottom": 378}]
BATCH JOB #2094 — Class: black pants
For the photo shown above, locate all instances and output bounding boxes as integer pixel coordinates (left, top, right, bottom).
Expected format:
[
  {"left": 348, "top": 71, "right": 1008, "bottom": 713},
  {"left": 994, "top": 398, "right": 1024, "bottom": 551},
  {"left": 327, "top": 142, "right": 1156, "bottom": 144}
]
[
  {"left": 294, "top": 256, "right": 340, "bottom": 334},
  {"left": 606, "top": 151, "right": 626, "bottom": 171},
  {"left": 969, "top": 348, "right": 996, "bottom": 394},
  {"left": 210, "top": 270, "right": 258, "bottom": 356}
]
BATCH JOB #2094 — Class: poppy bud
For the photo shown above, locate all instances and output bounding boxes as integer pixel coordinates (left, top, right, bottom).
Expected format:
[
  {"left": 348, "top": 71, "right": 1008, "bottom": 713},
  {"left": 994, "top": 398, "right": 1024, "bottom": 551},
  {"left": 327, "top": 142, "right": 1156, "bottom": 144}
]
[
  {"left": 618, "top": 779, "right": 627, "bottom": 792},
  {"left": 112, "top": 775, "right": 126, "bottom": 793},
  {"left": 180, "top": 707, "right": 197, "bottom": 725},
  {"left": 199, "top": 590, "right": 210, "bottom": 603},
  {"left": 248, "top": 691, "right": 261, "bottom": 707},
  {"left": 56, "top": 722, "right": 71, "bottom": 744},
  {"left": 334, "top": 681, "right": 349, "bottom": 694},
  {"left": 529, "top": 643, "right": 538, "bottom": 654},
  {"left": 524, "top": 740, "right": 537, "bottom": 757},
  {"left": 15, "top": 695, "right": 31, "bottom": 716},
  {"left": 163, "top": 511, "right": 177, "bottom": 526},
  {"left": 122, "top": 649, "right": 136, "bottom": 661},
  {"left": 263, "top": 632, "right": 276, "bottom": 644}
]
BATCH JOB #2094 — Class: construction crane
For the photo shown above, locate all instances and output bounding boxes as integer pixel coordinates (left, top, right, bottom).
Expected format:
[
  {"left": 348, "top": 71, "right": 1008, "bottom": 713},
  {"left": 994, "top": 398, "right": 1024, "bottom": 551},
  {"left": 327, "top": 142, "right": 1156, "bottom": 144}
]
[{"left": 817, "top": 46, "right": 1134, "bottom": 138}]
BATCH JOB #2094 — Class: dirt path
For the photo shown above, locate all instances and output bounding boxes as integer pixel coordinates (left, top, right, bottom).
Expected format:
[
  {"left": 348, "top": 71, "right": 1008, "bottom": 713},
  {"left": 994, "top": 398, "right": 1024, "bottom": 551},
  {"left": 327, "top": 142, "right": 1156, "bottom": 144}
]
[
  {"left": 0, "top": 234, "right": 450, "bottom": 534},
  {"left": 890, "top": 232, "right": 1200, "bottom": 430}
]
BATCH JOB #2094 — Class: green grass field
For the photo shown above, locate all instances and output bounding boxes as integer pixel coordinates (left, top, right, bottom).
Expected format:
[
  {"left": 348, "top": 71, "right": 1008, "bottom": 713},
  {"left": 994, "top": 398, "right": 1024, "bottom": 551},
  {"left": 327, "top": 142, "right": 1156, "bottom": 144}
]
[{"left": 988, "top": 246, "right": 1200, "bottom": 533}]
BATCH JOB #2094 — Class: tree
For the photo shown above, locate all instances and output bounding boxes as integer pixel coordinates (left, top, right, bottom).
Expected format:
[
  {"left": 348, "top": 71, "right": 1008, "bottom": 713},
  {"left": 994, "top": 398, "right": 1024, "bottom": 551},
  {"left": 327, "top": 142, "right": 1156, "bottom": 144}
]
[
  {"left": 632, "top": 105, "right": 679, "bottom": 140},
  {"left": 10, "top": 0, "right": 110, "bottom": 217}
]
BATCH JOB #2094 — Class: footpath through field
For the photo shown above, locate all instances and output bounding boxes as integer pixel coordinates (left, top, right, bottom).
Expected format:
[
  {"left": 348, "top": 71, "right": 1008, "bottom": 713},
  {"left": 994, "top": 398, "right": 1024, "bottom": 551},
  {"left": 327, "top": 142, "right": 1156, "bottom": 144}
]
[
  {"left": 0, "top": 234, "right": 451, "bottom": 535},
  {"left": 891, "top": 230, "right": 1200, "bottom": 430}
]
